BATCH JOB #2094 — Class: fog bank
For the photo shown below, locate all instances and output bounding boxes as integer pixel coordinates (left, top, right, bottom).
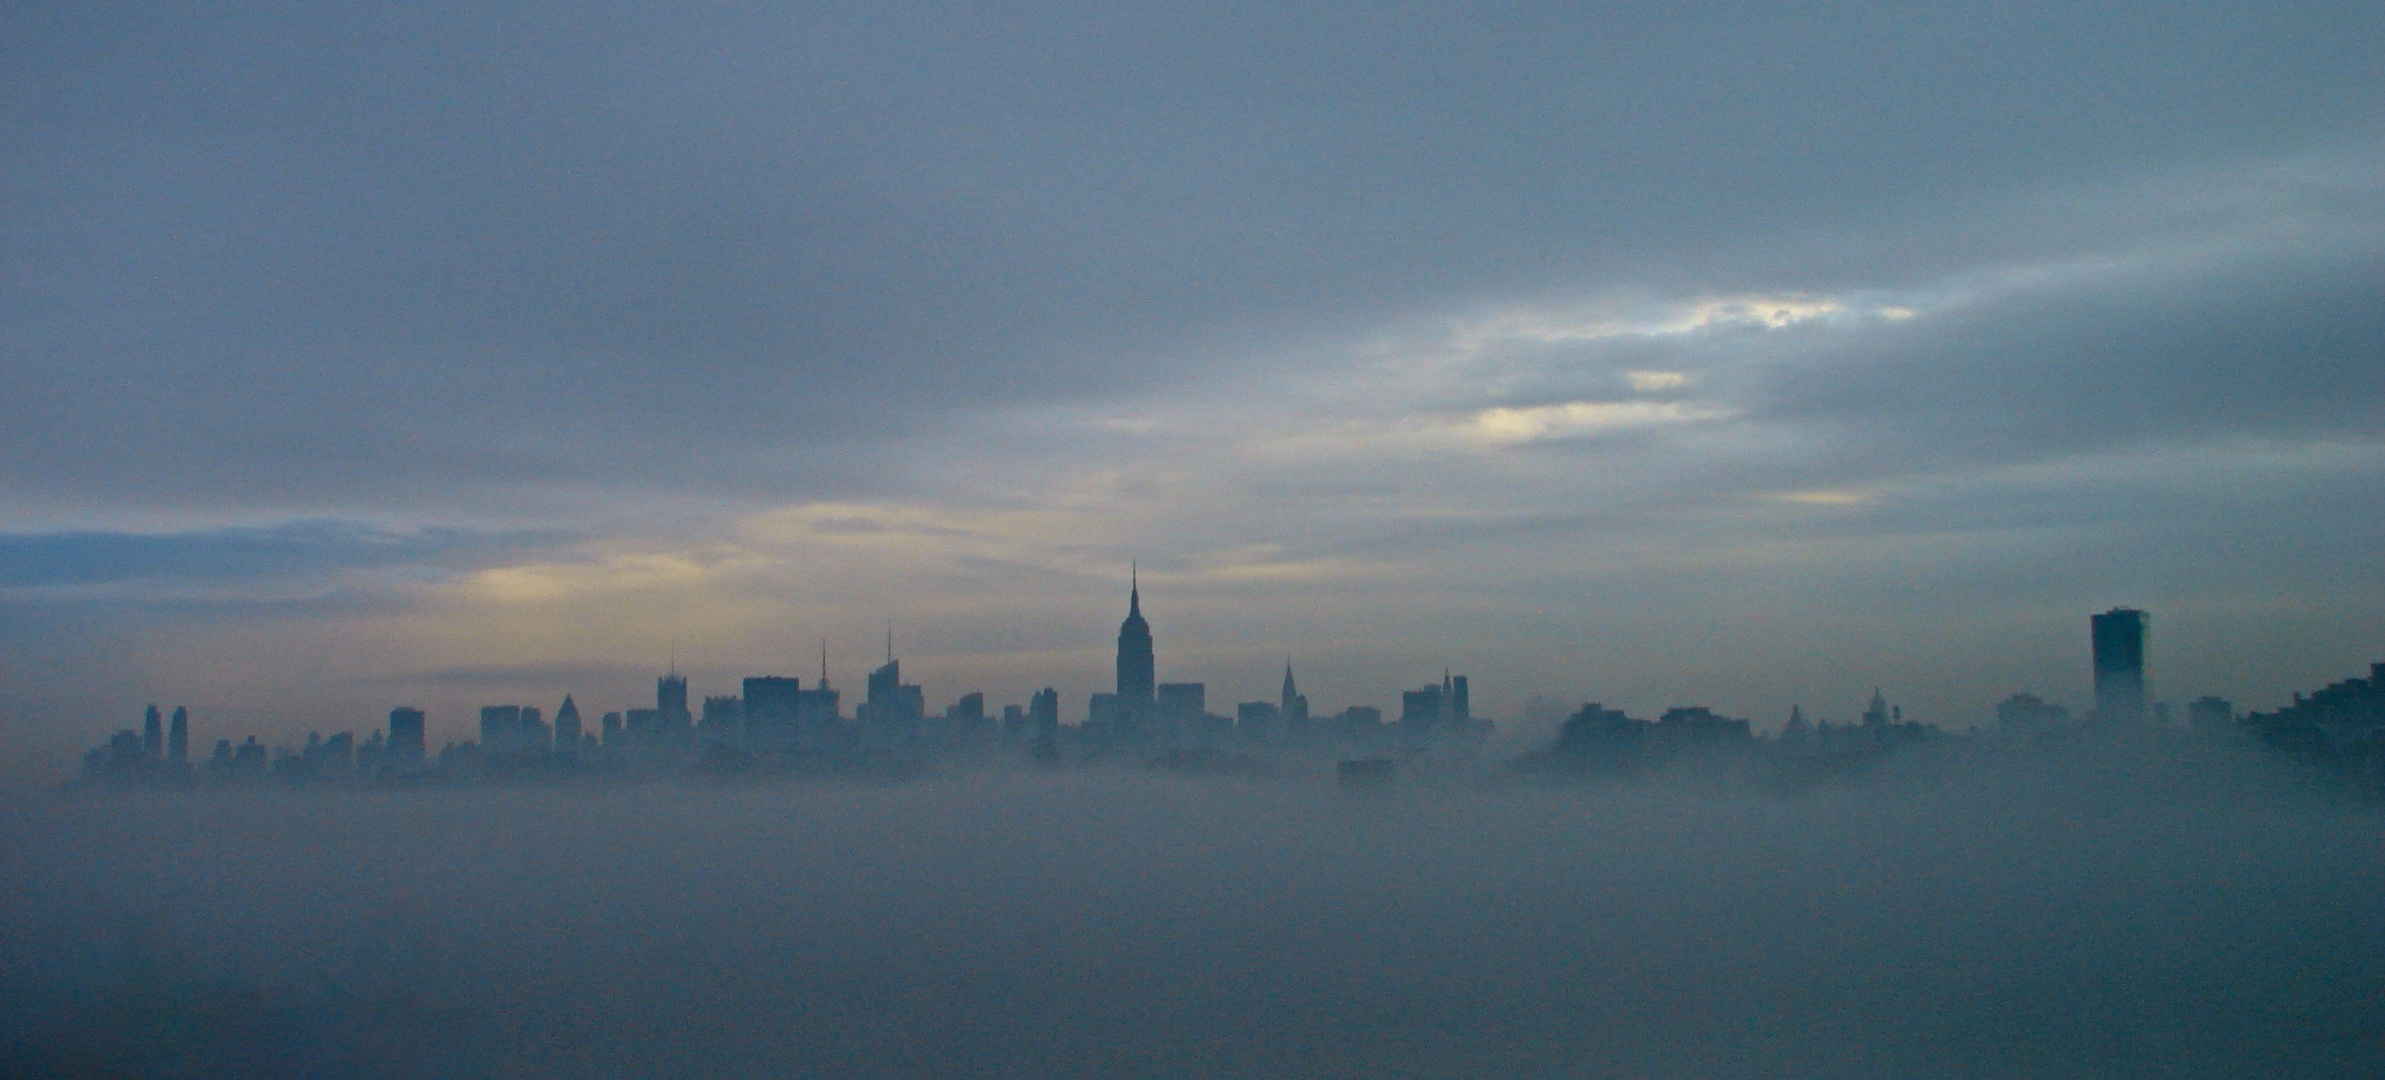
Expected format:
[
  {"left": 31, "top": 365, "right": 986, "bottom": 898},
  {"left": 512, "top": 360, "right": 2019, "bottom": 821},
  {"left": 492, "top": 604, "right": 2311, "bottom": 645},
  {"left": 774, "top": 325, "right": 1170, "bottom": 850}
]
[{"left": 4, "top": 746, "right": 2381, "bottom": 1078}]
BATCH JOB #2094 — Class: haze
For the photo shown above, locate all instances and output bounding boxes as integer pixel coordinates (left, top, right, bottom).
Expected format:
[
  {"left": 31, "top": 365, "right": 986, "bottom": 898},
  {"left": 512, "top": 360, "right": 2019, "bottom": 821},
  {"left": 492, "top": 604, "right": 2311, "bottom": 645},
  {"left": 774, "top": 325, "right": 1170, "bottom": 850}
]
[{"left": 3, "top": 4, "right": 2384, "bottom": 1076}]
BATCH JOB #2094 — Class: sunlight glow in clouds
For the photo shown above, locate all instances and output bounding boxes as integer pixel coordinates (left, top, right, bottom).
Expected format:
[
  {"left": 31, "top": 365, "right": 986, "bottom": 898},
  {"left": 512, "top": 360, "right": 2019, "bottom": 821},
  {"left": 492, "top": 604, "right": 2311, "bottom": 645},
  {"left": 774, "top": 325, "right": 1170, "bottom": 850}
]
[
  {"left": 1438, "top": 293, "right": 1917, "bottom": 359},
  {"left": 1462, "top": 400, "right": 1731, "bottom": 445},
  {"left": 1623, "top": 371, "right": 1692, "bottom": 392}
]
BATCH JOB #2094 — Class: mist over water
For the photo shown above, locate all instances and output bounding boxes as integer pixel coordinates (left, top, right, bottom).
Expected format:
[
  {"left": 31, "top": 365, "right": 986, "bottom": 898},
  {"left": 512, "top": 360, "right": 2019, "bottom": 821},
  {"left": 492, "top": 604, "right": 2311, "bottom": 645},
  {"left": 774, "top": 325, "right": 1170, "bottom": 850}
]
[{"left": 6, "top": 745, "right": 2380, "bottom": 1078}]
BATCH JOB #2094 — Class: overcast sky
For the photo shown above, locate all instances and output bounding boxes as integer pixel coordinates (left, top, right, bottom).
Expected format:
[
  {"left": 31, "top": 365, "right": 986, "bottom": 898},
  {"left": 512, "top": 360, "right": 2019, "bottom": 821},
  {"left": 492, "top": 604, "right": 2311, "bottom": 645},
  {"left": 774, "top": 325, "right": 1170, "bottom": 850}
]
[{"left": 3, "top": 2, "right": 2380, "bottom": 766}]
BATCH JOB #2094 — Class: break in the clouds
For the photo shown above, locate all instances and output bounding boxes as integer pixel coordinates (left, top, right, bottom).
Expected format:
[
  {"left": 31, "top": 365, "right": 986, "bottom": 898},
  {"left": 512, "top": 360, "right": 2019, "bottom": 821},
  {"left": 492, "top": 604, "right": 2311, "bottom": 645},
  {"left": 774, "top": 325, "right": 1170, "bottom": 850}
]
[{"left": 1, "top": 2, "right": 2381, "bottom": 762}]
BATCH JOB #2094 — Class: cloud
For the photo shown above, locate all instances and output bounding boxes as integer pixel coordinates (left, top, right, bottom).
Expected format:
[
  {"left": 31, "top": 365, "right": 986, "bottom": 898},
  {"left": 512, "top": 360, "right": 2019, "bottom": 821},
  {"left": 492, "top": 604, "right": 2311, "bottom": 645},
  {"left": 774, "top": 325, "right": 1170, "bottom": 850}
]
[
  {"left": 4, "top": 5, "right": 2379, "bottom": 517},
  {"left": 1460, "top": 400, "right": 1730, "bottom": 445},
  {"left": 0, "top": 522, "right": 573, "bottom": 591}
]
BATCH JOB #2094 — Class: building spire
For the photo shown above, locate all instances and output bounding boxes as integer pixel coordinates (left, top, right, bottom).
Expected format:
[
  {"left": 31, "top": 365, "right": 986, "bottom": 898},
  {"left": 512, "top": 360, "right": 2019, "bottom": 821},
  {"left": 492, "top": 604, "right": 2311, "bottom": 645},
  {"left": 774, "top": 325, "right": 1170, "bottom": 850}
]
[
  {"left": 885, "top": 622, "right": 894, "bottom": 665},
  {"left": 820, "top": 637, "right": 830, "bottom": 686},
  {"left": 1129, "top": 561, "right": 1141, "bottom": 616}
]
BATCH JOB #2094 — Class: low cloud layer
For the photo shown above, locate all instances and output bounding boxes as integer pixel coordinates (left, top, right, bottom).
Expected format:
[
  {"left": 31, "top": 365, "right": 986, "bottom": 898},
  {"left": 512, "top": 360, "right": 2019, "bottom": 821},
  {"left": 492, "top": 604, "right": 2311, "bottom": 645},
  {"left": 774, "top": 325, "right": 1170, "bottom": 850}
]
[{"left": 5, "top": 751, "right": 2381, "bottom": 1078}]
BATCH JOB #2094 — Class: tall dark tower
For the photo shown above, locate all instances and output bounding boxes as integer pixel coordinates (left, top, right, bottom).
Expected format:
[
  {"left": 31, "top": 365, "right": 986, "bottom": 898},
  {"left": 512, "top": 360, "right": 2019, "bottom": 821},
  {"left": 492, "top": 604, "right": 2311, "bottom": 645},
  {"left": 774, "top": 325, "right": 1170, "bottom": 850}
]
[
  {"left": 142, "top": 705, "right": 164, "bottom": 759},
  {"left": 1116, "top": 568, "right": 1155, "bottom": 713},
  {"left": 388, "top": 707, "right": 427, "bottom": 764},
  {"left": 167, "top": 706, "right": 189, "bottom": 763},
  {"left": 657, "top": 672, "right": 692, "bottom": 734},
  {"left": 2091, "top": 607, "right": 2149, "bottom": 723}
]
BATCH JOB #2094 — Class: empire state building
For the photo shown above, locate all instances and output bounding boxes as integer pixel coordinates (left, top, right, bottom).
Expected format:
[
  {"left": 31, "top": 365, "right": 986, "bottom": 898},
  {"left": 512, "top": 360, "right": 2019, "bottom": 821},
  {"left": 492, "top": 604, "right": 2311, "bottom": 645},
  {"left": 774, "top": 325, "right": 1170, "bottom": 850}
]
[{"left": 1116, "top": 573, "right": 1155, "bottom": 712}]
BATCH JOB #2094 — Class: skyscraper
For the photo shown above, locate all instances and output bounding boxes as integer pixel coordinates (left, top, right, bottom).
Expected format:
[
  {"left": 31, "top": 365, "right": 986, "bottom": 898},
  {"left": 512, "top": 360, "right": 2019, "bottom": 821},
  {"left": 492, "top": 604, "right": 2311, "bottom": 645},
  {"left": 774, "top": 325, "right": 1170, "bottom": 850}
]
[
  {"left": 554, "top": 696, "right": 583, "bottom": 758},
  {"left": 480, "top": 705, "right": 524, "bottom": 754},
  {"left": 860, "top": 651, "right": 924, "bottom": 731},
  {"left": 1116, "top": 571, "right": 1155, "bottom": 715},
  {"left": 388, "top": 707, "right": 427, "bottom": 764},
  {"left": 167, "top": 706, "right": 189, "bottom": 764},
  {"left": 1029, "top": 687, "right": 1060, "bottom": 741},
  {"left": 142, "top": 705, "right": 163, "bottom": 759},
  {"left": 658, "top": 672, "right": 691, "bottom": 730},
  {"left": 2091, "top": 607, "right": 2149, "bottom": 723},
  {"left": 520, "top": 706, "right": 549, "bottom": 754},
  {"left": 744, "top": 676, "right": 802, "bottom": 752}
]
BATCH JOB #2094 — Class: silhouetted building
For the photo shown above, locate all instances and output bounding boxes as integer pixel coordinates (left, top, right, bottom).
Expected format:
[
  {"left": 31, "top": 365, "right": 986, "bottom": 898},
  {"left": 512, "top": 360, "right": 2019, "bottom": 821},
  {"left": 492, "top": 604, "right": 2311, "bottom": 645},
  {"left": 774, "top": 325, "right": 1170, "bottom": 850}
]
[
  {"left": 1029, "top": 687, "right": 1060, "bottom": 741},
  {"left": 480, "top": 705, "right": 524, "bottom": 755},
  {"left": 520, "top": 706, "right": 548, "bottom": 754},
  {"left": 388, "top": 708, "right": 427, "bottom": 764},
  {"left": 1088, "top": 692, "right": 1123, "bottom": 732},
  {"left": 306, "top": 731, "right": 355, "bottom": 770},
  {"left": 167, "top": 706, "right": 189, "bottom": 764},
  {"left": 744, "top": 676, "right": 802, "bottom": 718},
  {"left": 792, "top": 644, "right": 842, "bottom": 737},
  {"left": 1281, "top": 664, "right": 1309, "bottom": 726},
  {"left": 601, "top": 710, "right": 623, "bottom": 748},
  {"left": 1550, "top": 703, "right": 1644, "bottom": 771},
  {"left": 1400, "top": 683, "right": 1445, "bottom": 749},
  {"left": 657, "top": 672, "right": 693, "bottom": 737},
  {"left": 624, "top": 708, "right": 658, "bottom": 745},
  {"left": 700, "top": 696, "right": 744, "bottom": 747},
  {"left": 1333, "top": 705, "right": 1383, "bottom": 742},
  {"left": 795, "top": 684, "right": 841, "bottom": 732},
  {"left": 946, "top": 692, "right": 992, "bottom": 743},
  {"left": 1995, "top": 692, "right": 2071, "bottom": 733},
  {"left": 1654, "top": 706, "right": 1754, "bottom": 748},
  {"left": 743, "top": 676, "right": 803, "bottom": 751},
  {"left": 860, "top": 657, "right": 925, "bottom": 732},
  {"left": 1116, "top": 573, "right": 1155, "bottom": 717},
  {"left": 2186, "top": 695, "right": 2234, "bottom": 731},
  {"left": 1157, "top": 682, "right": 1205, "bottom": 719},
  {"left": 143, "top": 705, "right": 164, "bottom": 759},
  {"left": 1861, "top": 688, "right": 1892, "bottom": 727},
  {"left": 2242, "top": 661, "right": 2384, "bottom": 751},
  {"left": 2091, "top": 608, "right": 2149, "bottom": 723},
  {"left": 1237, "top": 701, "right": 1282, "bottom": 738},
  {"left": 554, "top": 696, "right": 583, "bottom": 759}
]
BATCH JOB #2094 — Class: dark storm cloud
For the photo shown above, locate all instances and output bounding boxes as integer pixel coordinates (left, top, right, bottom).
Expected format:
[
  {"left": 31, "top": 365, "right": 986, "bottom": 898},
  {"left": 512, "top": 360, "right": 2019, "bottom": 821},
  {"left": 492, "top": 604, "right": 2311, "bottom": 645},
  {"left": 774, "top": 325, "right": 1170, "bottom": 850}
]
[
  {"left": 0, "top": 522, "right": 570, "bottom": 589},
  {"left": 3, "top": 2, "right": 2379, "bottom": 512}
]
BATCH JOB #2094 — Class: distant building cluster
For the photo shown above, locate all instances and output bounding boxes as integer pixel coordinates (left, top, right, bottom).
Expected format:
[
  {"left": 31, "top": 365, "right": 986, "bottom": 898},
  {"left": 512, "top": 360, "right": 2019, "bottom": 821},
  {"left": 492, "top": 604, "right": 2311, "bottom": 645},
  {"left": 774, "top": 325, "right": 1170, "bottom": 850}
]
[
  {"left": 78, "top": 580, "right": 1489, "bottom": 786},
  {"left": 2241, "top": 663, "right": 2385, "bottom": 753},
  {"left": 74, "top": 598, "right": 2385, "bottom": 789}
]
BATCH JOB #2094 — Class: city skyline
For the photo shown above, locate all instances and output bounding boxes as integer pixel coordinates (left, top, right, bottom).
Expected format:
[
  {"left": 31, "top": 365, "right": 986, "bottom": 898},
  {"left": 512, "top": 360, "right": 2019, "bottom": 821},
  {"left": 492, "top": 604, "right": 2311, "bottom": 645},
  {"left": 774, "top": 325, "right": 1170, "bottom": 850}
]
[
  {"left": 10, "top": 554, "right": 2375, "bottom": 777},
  {"left": 68, "top": 587, "right": 2364, "bottom": 784}
]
